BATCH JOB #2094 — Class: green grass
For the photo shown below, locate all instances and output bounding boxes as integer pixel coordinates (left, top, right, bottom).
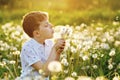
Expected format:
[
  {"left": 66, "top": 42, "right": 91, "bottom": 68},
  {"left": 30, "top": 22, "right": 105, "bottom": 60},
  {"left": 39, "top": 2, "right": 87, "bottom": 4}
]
[{"left": 0, "top": 8, "right": 120, "bottom": 26}]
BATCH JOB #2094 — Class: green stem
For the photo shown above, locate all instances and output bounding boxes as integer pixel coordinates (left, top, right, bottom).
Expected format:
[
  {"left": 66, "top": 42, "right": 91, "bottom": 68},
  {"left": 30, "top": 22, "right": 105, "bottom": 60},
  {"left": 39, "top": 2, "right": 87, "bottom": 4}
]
[
  {"left": 13, "top": 64, "right": 18, "bottom": 77},
  {"left": 5, "top": 65, "right": 15, "bottom": 79}
]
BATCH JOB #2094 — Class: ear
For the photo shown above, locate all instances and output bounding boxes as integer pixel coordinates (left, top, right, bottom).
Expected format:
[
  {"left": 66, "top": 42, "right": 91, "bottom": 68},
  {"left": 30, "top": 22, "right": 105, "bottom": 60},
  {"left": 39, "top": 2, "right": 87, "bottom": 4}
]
[{"left": 33, "top": 30, "right": 40, "bottom": 37}]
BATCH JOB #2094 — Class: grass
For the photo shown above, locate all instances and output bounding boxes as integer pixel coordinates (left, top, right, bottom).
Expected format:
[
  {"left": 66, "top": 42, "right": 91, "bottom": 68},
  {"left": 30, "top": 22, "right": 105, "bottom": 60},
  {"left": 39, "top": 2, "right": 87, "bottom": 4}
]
[{"left": 0, "top": 8, "right": 120, "bottom": 26}]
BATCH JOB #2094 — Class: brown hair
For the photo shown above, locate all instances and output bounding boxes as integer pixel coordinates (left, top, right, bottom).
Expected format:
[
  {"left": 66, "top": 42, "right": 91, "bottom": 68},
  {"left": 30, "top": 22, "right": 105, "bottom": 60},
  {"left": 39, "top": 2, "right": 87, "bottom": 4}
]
[{"left": 22, "top": 11, "right": 48, "bottom": 37}]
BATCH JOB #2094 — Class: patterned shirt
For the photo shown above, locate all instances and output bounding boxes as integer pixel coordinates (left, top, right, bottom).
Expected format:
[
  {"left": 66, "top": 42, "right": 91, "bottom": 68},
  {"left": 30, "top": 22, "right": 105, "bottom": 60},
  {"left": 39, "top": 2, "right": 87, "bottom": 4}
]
[{"left": 20, "top": 38, "right": 54, "bottom": 79}]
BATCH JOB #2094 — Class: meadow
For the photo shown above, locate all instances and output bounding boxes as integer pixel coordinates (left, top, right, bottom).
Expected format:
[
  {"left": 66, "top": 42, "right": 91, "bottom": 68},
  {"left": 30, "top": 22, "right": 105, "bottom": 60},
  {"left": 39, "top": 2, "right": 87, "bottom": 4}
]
[
  {"left": 0, "top": 21, "right": 120, "bottom": 80},
  {"left": 0, "top": 0, "right": 120, "bottom": 80}
]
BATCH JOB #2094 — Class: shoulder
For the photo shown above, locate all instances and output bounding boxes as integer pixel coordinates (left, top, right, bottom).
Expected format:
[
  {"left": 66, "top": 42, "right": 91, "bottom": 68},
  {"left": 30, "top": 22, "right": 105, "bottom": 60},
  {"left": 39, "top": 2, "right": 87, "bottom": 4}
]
[{"left": 21, "top": 39, "right": 34, "bottom": 50}]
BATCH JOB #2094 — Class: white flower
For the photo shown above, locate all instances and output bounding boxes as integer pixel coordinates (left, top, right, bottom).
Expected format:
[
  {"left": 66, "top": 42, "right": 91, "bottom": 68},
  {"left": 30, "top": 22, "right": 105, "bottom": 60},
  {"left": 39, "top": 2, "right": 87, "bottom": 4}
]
[
  {"left": 113, "top": 21, "right": 119, "bottom": 26},
  {"left": 70, "top": 46, "right": 77, "bottom": 53},
  {"left": 64, "top": 62, "right": 69, "bottom": 66},
  {"left": 64, "top": 70, "right": 68, "bottom": 74},
  {"left": 77, "top": 76, "right": 92, "bottom": 80},
  {"left": 113, "top": 76, "right": 119, "bottom": 80},
  {"left": 48, "top": 61, "right": 62, "bottom": 73},
  {"left": 12, "top": 51, "right": 20, "bottom": 55},
  {"left": 65, "top": 77, "right": 75, "bottom": 80},
  {"left": 82, "top": 55, "right": 89, "bottom": 61},
  {"left": 96, "top": 27, "right": 103, "bottom": 31},
  {"left": 107, "top": 36, "right": 114, "bottom": 43},
  {"left": 96, "top": 76, "right": 108, "bottom": 80},
  {"left": 108, "top": 64, "right": 113, "bottom": 70},
  {"left": 9, "top": 60, "right": 16, "bottom": 64},
  {"left": 109, "top": 48, "right": 116, "bottom": 56},
  {"left": 92, "top": 54, "right": 98, "bottom": 59},
  {"left": 60, "top": 26, "right": 72, "bottom": 39},
  {"left": 92, "top": 65, "right": 98, "bottom": 69},
  {"left": 0, "top": 61, "right": 6, "bottom": 67},
  {"left": 60, "top": 54, "right": 67, "bottom": 58},
  {"left": 38, "top": 69, "right": 45, "bottom": 75},
  {"left": 61, "top": 58, "right": 69, "bottom": 66},
  {"left": 101, "top": 54, "right": 104, "bottom": 57},
  {"left": 14, "top": 31, "right": 20, "bottom": 36},
  {"left": 71, "top": 72, "right": 77, "bottom": 77},
  {"left": 100, "top": 43, "right": 110, "bottom": 50},
  {"left": 114, "top": 41, "right": 120, "bottom": 47},
  {"left": 15, "top": 77, "right": 20, "bottom": 80},
  {"left": 61, "top": 58, "right": 67, "bottom": 64}
]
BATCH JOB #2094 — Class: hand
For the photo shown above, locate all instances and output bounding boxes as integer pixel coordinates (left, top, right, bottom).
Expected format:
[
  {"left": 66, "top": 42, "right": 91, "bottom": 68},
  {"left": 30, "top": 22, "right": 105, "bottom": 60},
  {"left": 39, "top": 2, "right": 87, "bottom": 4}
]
[{"left": 54, "top": 38, "right": 65, "bottom": 54}]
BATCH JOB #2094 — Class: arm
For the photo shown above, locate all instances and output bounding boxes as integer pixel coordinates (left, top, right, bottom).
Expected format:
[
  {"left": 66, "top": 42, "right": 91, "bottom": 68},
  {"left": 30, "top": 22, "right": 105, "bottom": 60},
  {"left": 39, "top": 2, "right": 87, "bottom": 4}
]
[{"left": 32, "top": 39, "right": 65, "bottom": 76}]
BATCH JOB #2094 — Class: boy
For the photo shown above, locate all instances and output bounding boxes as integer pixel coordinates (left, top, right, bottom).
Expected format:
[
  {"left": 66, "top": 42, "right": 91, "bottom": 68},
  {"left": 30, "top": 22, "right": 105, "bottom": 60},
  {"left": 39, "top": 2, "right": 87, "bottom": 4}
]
[{"left": 20, "top": 11, "right": 65, "bottom": 79}]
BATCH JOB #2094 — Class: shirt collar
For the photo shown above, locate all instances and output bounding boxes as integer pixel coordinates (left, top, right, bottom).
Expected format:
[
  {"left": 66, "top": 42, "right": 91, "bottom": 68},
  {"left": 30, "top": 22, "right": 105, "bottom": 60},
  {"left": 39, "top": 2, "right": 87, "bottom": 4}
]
[{"left": 31, "top": 38, "right": 49, "bottom": 47}]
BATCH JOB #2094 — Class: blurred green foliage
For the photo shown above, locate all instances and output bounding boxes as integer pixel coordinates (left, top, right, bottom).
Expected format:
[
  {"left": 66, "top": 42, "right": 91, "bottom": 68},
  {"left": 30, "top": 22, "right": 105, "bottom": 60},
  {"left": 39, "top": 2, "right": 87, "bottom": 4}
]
[{"left": 0, "top": 0, "right": 120, "bottom": 26}]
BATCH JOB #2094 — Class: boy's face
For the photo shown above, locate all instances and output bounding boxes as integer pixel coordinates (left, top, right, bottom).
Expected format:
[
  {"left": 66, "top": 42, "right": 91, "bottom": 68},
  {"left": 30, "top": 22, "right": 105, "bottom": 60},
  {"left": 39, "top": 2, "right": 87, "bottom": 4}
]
[{"left": 36, "top": 20, "right": 54, "bottom": 39}]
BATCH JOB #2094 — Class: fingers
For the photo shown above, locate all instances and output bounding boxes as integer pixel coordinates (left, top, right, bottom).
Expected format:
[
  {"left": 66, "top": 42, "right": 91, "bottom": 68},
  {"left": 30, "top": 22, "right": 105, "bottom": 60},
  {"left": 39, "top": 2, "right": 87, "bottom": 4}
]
[
  {"left": 55, "top": 39, "right": 65, "bottom": 47},
  {"left": 56, "top": 48, "right": 64, "bottom": 54},
  {"left": 54, "top": 39, "right": 65, "bottom": 54}
]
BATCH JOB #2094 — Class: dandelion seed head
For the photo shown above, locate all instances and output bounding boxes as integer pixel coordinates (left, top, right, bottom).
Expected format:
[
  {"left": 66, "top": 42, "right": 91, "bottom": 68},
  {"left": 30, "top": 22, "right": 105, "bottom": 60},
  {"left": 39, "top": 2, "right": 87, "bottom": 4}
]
[
  {"left": 64, "top": 70, "right": 68, "bottom": 74},
  {"left": 114, "top": 41, "right": 120, "bottom": 47},
  {"left": 82, "top": 55, "right": 89, "bottom": 61},
  {"left": 92, "top": 54, "right": 98, "bottom": 59},
  {"left": 77, "top": 76, "right": 92, "bottom": 80},
  {"left": 71, "top": 72, "right": 77, "bottom": 77},
  {"left": 113, "top": 76, "right": 119, "bottom": 80},
  {"left": 48, "top": 61, "right": 62, "bottom": 73},
  {"left": 109, "top": 48, "right": 116, "bottom": 56},
  {"left": 65, "top": 77, "right": 75, "bottom": 80},
  {"left": 92, "top": 65, "right": 98, "bottom": 69},
  {"left": 9, "top": 60, "right": 16, "bottom": 64},
  {"left": 108, "top": 64, "right": 113, "bottom": 70},
  {"left": 96, "top": 76, "right": 108, "bottom": 80}
]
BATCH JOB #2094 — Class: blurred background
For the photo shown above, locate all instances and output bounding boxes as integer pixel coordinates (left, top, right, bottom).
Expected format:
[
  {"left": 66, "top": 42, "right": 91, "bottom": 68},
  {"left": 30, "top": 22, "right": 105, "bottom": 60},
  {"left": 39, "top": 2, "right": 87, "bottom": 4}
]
[{"left": 0, "top": 0, "right": 120, "bottom": 26}]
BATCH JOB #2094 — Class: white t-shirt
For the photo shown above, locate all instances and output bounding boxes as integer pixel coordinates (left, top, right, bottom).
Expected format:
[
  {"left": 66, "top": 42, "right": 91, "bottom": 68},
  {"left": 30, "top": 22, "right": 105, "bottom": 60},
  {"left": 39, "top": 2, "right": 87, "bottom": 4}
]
[{"left": 20, "top": 38, "right": 54, "bottom": 79}]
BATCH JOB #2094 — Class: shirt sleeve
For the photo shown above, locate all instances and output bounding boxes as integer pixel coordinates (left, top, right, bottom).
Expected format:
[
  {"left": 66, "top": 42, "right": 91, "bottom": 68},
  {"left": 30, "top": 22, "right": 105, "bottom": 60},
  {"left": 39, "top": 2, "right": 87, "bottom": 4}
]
[{"left": 21, "top": 46, "right": 41, "bottom": 66}]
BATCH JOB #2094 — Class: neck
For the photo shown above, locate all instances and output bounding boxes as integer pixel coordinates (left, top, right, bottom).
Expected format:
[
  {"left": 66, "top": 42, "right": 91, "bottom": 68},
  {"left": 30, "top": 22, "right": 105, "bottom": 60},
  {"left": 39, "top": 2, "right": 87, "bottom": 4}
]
[{"left": 33, "top": 37, "right": 45, "bottom": 45}]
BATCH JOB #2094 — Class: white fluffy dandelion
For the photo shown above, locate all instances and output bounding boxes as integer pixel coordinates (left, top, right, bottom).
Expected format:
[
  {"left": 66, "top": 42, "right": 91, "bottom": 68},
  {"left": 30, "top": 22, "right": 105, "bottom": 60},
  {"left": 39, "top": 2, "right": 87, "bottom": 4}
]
[
  {"left": 108, "top": 64, "right": 113, "bottom": 70},
  {"left": 109, "top": 48, "right": 116, "bottom": 56},
  {"left": 96, "top": 76, "right": 108, "bottom": 80},
  {"left": 113, "top": 76, "right": 119, "bottom": 80},
  {"left": 48, "top": 61, "right": 62, "bottom": 73},
  {"left": 65, "top": 77, "right": 75, "bottom": 80},
  {"left": 71, "top": 72, "right": 77, "bottom": 77},
  {"left": 77, "top": 76, "right": 92, "bottom": 80}
]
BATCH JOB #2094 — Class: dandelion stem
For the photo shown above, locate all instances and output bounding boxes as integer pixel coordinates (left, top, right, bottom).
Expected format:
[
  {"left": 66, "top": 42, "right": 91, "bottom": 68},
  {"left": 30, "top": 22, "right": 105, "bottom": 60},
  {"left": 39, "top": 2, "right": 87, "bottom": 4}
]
[{"left": 5, "top": 65, "right": 15, "bottom": 79}]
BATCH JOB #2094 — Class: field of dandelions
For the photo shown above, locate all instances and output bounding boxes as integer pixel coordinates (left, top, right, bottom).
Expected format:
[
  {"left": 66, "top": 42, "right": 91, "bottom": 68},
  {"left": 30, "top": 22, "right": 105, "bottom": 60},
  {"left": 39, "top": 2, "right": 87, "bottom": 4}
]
[{"left": 0, "top": 21, "right": 120, "bottom": 80}]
